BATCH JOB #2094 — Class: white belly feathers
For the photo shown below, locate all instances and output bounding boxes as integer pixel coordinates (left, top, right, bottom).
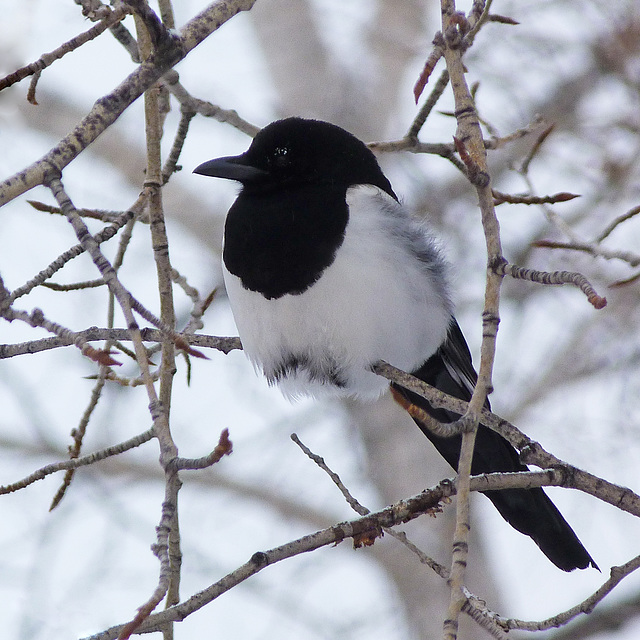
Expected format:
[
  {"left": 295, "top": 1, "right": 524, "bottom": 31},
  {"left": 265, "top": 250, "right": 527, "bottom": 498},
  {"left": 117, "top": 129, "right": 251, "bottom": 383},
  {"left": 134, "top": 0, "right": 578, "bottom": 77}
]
[{"left": 223, "top": 186, "right": 452, "bottom": 399}]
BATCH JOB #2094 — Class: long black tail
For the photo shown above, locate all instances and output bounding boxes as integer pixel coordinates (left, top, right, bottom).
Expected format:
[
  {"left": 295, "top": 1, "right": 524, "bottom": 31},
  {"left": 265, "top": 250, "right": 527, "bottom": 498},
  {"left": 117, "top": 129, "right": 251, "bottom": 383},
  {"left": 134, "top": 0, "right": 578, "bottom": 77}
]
[{"left": 392, "top": 319, "right": 597, "bottom": 572}]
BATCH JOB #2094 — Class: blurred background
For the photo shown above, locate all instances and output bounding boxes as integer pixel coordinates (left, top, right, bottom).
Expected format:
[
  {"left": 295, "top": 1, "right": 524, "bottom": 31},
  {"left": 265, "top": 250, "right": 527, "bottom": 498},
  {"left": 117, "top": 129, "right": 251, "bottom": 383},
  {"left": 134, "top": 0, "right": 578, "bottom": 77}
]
[{"left": 1, "top": 1, "right": 640, "bottom": 638}]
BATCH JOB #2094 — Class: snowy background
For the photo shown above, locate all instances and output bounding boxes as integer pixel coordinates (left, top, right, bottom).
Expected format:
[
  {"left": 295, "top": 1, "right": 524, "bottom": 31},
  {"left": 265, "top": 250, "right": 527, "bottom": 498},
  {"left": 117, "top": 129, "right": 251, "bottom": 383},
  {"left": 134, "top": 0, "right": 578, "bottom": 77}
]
[{"left": 1, "top": 1, "right": 640, "bottom": 639}]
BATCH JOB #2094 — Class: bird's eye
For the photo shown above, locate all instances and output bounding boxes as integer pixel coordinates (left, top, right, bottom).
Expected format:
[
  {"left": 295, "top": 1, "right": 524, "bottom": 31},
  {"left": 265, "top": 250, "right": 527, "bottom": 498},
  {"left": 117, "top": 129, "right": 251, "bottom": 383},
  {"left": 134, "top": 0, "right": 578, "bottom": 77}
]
[{"left": 271, "top": 146, "right": 290, "bottom": 168}]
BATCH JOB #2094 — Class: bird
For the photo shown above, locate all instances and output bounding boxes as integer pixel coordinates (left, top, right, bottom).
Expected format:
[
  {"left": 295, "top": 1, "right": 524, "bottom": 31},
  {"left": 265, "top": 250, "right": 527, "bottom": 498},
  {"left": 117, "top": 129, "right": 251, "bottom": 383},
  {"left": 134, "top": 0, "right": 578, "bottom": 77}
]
[{"left": 194, "top": 116, "right": 597, "bottom": 572}]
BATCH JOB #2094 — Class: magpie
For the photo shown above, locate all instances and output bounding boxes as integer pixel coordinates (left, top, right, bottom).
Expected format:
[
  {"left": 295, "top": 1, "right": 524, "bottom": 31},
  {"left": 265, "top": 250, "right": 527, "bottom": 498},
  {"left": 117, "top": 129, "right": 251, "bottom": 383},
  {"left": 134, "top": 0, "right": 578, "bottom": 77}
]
[{"left": 194, "top": 117, "right": 597, "bottom": 572}]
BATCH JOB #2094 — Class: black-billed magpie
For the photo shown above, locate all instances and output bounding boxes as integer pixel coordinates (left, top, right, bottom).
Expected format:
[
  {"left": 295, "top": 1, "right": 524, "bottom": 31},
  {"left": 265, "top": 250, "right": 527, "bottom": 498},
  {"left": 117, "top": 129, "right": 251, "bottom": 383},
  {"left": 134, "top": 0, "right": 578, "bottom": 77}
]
[{"left": 195, "top": 117, "right": 596, "bottom": 572}]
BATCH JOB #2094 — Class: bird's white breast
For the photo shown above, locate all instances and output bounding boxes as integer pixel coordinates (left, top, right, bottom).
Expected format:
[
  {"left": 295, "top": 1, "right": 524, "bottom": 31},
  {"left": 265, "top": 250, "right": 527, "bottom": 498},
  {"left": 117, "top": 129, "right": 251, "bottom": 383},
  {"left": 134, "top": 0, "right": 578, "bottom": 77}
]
[{"left": 223, "top": 186, "right": 452, "bottom": 399}]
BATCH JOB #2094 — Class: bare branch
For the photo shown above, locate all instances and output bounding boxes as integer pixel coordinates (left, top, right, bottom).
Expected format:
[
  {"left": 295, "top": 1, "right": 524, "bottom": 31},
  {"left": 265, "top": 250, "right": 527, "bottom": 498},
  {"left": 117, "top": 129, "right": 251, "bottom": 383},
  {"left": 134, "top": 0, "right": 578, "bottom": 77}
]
[
  {"left": 492, "top": 258, "right": 608, "bottom": 309},
  {"left": 49, "top": 369, "right": 109, "bottom": 510},
  {"left": 0, "top": 328, "right": 241, "bottom": 359},
  {"left": 0, "top": 428, "right": 155, "bottom": 495},
  {"left": 7, "top": 207, "right": 137, "bottom": 305},
  {"left": 27, "top": 199, "right": 130, "bottom": 222},
  {"left": 163, "top": 73, "right": 260, "bottom": 137},
  {"left": 291, "top": 433, "right": 369, "bottom": 516},
  {"left": 492, "top": 190, "right": 580, "bottom": 206},
  {"left": 520, "top": 122, "right": 555, "bottom": 174},
  {"left": 1, "top": 304, "right": 121, "bottom": 366},
  {"left": 533, "top": 240, "right": 640, "bottom": 268},
  {"left": 41, "top": 278, "right": 106, "bottom": 291},
  {"left": 291, "top": 433, "right": 509, "bottom": 639},
  {"left": 373, "top": 360, "right": 640, "bottom": 518},
  {"left": 173, "top": 429, "right": 233, "bottom": 470},
  {"left": 0, "top": 0, "right": 258, "bottom": 207},
  {"left": 80, "top": 479, "right": 458, "bottom": 639},
  {"left": 161, "top": 108, "right": 196, "bottom": 183},
  {"left": 407, "top": 69, "right": 450, "bottom": 139},
  {"left": 596, "top": 204, "right": 640, "bottom": 242},
  {"left": 502, "top": 555, "right": 640, "bottom": 633},
  {"left": 0, "top": 5, "right": 131, "bottom": 93},
  {"left": 437, "top": 1, "right": 506, "bottom": 634},
  {"left": 79, "top": 470, "right": 639, "bottom": 640},
  {"left": 413, "top": 36, "right": 445, "bottom": 104},
  {"left": 549, "top": 589, "right": 640, "bottom": 640}
]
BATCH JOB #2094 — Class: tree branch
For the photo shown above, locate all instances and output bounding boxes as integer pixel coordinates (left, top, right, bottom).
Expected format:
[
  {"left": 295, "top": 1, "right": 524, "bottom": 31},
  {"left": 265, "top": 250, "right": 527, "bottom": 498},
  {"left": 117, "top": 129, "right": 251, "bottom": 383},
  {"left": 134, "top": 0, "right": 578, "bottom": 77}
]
[
  {"left": 0, "top": 329, "right": 241, "bottom": 359},
  {"left": 373, "top": 360, "right": 640, "bottom": 518},
  {"left": 79, "top": 470, "right": 640, "bottom": 640},
  {"left": 0, "top": 5, "right": 132, "bottom": 95},
  {"left": 0, "top": 428, "right": 155, "bottom": 495},
  {"left": 0, "top": 0, "right": 257, "bottom": 207}
]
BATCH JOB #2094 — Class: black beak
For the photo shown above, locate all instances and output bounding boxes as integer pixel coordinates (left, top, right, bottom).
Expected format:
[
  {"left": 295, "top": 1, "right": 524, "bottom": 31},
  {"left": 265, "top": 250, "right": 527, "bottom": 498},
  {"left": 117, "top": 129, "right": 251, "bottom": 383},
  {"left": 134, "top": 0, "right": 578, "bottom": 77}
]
[{"left": 193, "top": 154, "right": 268, "bottom": 183}]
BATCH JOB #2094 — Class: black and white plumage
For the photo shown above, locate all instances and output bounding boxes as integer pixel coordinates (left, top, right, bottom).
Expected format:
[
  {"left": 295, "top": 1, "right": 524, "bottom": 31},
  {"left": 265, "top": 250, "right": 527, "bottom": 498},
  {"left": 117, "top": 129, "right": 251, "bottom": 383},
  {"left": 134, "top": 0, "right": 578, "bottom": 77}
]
[{"left": 195, "top": 117, "right": 596, "bottom": 572}]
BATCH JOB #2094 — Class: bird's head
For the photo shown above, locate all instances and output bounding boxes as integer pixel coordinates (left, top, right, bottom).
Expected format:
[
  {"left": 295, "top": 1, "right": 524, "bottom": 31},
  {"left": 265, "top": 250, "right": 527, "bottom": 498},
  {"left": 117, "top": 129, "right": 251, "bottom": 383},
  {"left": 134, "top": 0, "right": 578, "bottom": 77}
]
[{"left": 194, "top": 117, "right": 397, "bottom": 200}]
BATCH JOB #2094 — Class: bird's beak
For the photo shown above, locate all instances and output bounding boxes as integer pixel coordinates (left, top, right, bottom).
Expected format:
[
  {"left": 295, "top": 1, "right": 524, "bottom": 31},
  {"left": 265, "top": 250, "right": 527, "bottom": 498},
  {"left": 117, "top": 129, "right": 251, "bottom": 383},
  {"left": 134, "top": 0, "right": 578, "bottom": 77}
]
[{"left": 193, "top": 154, "right": 268, "bottom": 183}]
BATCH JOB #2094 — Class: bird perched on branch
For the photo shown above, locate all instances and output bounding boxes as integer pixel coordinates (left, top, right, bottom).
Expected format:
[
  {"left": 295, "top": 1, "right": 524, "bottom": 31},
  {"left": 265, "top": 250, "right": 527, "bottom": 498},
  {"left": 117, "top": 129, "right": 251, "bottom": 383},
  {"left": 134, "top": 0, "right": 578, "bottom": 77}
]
[{"left": 195, "top": 117, "right": 596, "bottom": 572}]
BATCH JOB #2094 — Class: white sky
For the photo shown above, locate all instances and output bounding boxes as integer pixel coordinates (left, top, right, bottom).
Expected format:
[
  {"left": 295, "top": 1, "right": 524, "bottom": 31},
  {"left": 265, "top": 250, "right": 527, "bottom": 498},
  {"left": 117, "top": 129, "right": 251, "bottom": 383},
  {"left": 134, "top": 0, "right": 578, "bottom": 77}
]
[{"left": 1, "top": 2, "right": 640, "bottom": 639}]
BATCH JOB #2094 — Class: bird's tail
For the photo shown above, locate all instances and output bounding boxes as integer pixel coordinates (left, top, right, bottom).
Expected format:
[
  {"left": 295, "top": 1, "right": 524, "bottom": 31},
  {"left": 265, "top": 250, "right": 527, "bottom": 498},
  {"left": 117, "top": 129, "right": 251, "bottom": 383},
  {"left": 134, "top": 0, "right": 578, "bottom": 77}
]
[
  {"left": 483, "top": 477, "right": 598, "bottom": 571},
  {"left": 391, "top": 319, "right": 597, "bottom": 572}
]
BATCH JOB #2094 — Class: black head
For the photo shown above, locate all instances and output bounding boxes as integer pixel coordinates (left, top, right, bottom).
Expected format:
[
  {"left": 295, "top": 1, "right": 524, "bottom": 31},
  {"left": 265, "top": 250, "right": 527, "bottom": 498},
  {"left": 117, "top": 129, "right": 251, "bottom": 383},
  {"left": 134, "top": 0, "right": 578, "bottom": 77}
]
[{"left": 194, "top": 117, "right": 397, "bottom": 200}]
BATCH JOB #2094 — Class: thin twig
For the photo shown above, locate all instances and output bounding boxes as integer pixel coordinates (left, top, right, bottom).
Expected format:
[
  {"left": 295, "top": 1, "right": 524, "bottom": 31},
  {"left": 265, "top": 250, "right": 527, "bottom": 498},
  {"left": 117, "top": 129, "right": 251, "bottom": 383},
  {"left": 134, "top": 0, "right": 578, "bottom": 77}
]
[
  {"left": 1, "top": 305, "right": 121, "bottom": 366},
  {"left": 126, "top": 293, "right": 208, "bottom": 359},
  {"left": 0, "top": 0, "right": 259, "bottom": 208},
  {"left": 0, "top": 328, "right": 241, "bottom": 359},
  {"left": 0, "top": 428, "right": 155, "bottom": 495},
  {"left": 173, "top": 429, "right": 233, "bottom": 470},
  {"left": 501, "top": 555, "right": 640, "bottom": 632},
  {"left": 162, "top": 75, "right": 260, "bottom": 137},
  {"left": 520, "top": 122, "right": 555, "bottom": 174},
  {"left": 463, "top": 0, "right": 494, "bottom": 46},
  {"left": 291, "top": 434, "right": 369, "bottom": 516},
  {"left": 492, "top": 190, "right": 580, "bottom": 206},
  {"left": 170, "top": 268, "right": 200, "bottom": 306},
  {"left": 368, "top": 138, "right": 467, "bottom": 174},
  {"left": 49, "top": 367, "right": 109, "bottom": 510},
  {"left": 27, "top": 199, "right": 130, "bottom": 222},
  {"left": 439, "top": 1, "right": 503, "bottom": 635},
  {"left": 533, "top": 240, "right": 640, "bottom": 269},
  {"left": 483, "top": 115, "right": 546, "bottom": 150},
  {"left": 0, "top": 5, "right": 131, "bottom": 92},
  {"left": 521, "top": 173, "right": 583, "bottom": 243},
  {"left": 407, "top": 69, "right": 450, "bottom": 137},
  {"left": 413, "top": 33, "right": 445, "bottom": 104},
  {"left": 41, "top": 278, "right": 106, "bottom": 291},
  {"left": 290, "top": 433, "right": 508, "bottom": 639},
  {"left": 596, "top": 204, "right": 640, "bottom": 242},
  {"left": 89, "top": 367, "right": 160, "bottom": 387},
  {"left": 7, "top": 207, "right": 137, "bottom": 305},
  {"left": 162, "top": 108, "right": 196, "bottom": 183},
  {"left": 492, "top": 258, "right": 607, "bottom": 309},
  {"left": 80, "top": 468, "right": 634, "bottom": 640}
]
